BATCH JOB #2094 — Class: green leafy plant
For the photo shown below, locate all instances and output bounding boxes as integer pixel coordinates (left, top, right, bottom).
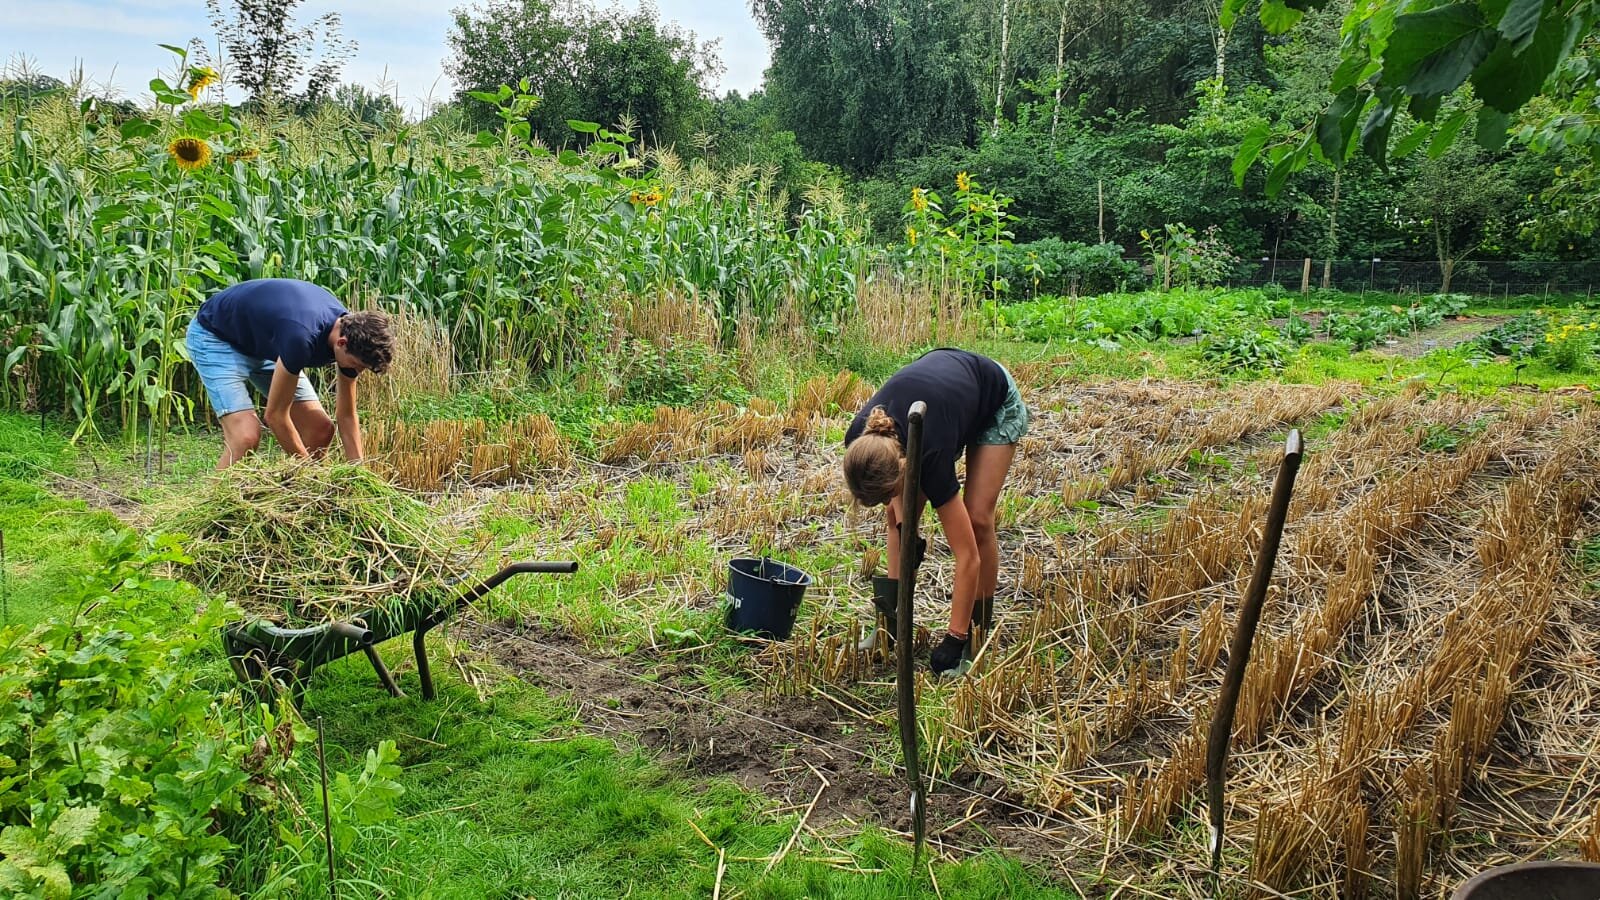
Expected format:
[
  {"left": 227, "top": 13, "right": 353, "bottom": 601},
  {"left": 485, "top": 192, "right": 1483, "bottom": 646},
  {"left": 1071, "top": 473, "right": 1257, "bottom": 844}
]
[
  {"left": 901, "top": 172, "right": 1015, "bottom": 298},
  {"left": 1279, "top": 315, "right": 1314, "bottom": 344},
  {"left": 1469, "top": 312, "right": 1548, "bottom": 358},
  {"left": 1540, "top": 316, "right": 1600, "bottom": 372},
  {"left": 1201, "top": 328, "right": 1289, "bottom": 373},
  {"left": 0, "top": 531, "right": 269, "bottom": 898}
]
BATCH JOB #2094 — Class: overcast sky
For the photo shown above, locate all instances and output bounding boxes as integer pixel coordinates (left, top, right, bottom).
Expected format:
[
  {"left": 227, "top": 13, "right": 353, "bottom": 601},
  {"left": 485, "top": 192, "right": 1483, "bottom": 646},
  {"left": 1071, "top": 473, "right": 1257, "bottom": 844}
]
[{"left": 1, "top": 0, "right": 769, "bottom": 114}]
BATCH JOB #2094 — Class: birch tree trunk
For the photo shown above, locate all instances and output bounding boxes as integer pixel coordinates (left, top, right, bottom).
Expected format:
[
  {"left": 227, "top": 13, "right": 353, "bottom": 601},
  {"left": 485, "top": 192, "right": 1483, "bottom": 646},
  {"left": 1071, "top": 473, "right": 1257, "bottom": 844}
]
[
  {"left": 1051, "top": 0, "right": 1069, "bottom": 142},
  {"left": 993, "top": 0, "right": 1012, "bottom": 134},
  {"left": 1322, "top": 169, "right": 1341, "bottom": 289}
]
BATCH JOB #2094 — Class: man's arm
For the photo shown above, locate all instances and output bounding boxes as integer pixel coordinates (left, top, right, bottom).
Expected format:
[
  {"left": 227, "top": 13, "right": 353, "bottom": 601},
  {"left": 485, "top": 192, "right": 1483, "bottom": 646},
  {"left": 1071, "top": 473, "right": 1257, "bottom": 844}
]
[
  {"left": 263, "top": 363, "right": 311, "bottom": 458},
  {"left": 335, "top": 370, "right": 363, "bottom": 462}
]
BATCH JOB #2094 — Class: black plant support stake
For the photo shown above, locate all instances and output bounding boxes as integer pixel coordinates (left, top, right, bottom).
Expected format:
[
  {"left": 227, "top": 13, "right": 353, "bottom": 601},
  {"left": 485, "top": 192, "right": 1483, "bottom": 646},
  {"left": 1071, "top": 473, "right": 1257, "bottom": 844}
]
[
  {"left": 316, "top": 716, "right": 338, "bottom": 900},
  {"left": 1206, "top": 430, "right": 1304, "bottom": 876},
  {"left": 896, "top": 400, "right": 928, "bottom": 863}
]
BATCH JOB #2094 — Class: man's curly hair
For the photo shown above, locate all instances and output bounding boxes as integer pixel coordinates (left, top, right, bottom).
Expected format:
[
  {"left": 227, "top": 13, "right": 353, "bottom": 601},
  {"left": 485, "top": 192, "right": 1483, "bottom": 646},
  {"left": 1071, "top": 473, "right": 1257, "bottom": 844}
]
[{"left": 339, "top": 310, "right": 395, "bottom": 374}]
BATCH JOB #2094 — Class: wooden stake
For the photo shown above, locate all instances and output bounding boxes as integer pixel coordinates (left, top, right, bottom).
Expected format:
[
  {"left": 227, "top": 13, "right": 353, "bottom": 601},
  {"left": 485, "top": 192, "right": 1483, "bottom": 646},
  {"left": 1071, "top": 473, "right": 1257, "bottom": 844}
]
[
  {"left": 897, "top": 400, "right": 929, "bottom": 863},
  {"left": 1206, "top": 430, "right": 1305, "bottom": 873}
]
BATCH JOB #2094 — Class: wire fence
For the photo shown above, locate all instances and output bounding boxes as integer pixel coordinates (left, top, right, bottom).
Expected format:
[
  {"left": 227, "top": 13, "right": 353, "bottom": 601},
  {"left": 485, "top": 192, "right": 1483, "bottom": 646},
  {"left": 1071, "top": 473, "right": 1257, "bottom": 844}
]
[{"left": 1231, "top": 258, "right": 1600, "bottom": 299}]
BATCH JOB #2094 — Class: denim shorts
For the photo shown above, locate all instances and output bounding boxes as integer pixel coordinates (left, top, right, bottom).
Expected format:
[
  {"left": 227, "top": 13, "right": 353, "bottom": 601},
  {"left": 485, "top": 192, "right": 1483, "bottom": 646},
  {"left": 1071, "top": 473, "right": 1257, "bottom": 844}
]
[
  {"left": 185, "top": 317, "right": 318, "bottom": 418},
  {"left": 975, "top": 364, "right": 1030, "bottom": 445}
]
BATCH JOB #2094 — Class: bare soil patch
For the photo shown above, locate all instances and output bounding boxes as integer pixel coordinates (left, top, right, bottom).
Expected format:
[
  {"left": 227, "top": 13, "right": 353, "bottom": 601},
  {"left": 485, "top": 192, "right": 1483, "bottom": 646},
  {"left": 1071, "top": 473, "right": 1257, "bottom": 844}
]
[{"left": 465, "top": 617, "right": 1069, "bottom": 864}]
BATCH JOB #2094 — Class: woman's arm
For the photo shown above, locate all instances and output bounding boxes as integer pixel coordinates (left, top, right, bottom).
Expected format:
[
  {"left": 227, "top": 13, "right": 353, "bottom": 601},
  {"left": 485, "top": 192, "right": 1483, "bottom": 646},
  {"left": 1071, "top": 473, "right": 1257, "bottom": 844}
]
[{"left": 933, "top": 498, "right": 980, "bottom": 636}]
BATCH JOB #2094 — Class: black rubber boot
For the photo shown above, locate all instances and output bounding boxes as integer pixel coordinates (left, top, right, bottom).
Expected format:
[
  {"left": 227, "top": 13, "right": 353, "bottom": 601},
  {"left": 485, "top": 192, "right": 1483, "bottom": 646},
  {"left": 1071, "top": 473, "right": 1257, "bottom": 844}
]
[
  {"left": 972, "top": 594, "right": 994, "bottom": 651},
  {"left": 871, "top": 575, "right": 899, "bottom": 621}
]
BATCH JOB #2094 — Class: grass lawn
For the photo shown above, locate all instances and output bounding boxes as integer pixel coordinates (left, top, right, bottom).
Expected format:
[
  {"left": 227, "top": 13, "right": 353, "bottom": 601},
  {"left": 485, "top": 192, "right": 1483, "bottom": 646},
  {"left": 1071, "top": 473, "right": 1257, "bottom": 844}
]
[{"left": 0, "top": 410, "right": 1075, "bottom": 900}]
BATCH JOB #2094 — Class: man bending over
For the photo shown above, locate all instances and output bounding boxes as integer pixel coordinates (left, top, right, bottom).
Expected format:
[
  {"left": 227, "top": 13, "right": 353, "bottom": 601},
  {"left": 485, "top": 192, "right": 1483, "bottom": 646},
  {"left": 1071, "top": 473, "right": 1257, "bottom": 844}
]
[{"left": 185, "top": 278, "right": 394, "bottom": 469}]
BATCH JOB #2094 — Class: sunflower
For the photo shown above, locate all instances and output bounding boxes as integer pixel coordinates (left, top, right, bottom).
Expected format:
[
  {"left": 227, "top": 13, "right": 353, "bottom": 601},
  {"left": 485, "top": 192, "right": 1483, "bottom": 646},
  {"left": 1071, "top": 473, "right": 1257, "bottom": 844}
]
[
  {"left": 225, "top": 147, "right": 260, "bottom": 163},
  {"left": 956, "top": 171, "right": 971, "bottom": 192},
  {"left": 187, "top": 66, "right": 219, "bottom": 101},
  {"left": 910, "top": 187, "right": 928, "bottom": 213},
  {"left": 168, "top": 137, "right": 212, "bottom": 171}
]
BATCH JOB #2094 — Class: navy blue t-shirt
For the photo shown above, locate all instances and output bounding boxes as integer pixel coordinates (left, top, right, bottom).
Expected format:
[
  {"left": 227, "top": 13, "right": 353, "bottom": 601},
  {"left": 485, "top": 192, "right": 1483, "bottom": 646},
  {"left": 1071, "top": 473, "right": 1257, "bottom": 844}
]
[
  {"left": 196, "top": 279, "right": 347, "bottom": 375},
  {"left": 844, "top": 349, "right": 1009, "bottom": 508}
]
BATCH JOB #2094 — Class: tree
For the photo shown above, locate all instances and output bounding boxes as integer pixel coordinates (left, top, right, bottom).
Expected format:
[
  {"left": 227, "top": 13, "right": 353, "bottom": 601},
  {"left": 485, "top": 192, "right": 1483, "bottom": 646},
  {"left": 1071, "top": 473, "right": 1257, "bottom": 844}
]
[
  {"left": 751, "top": 0, "right": 979, "bottom": 173},
  {"left": 1232, "top": 0, "right": 1600, "bottom": 187},
  {"left": 447, "top": 0, "right": 716, "bottom": 148},
  {"left": 0, "top": 73, "right": 65, "bottom": 105},
  {"left": 206, "top": 0, "right": 356, "bottom": 106},
  {"left": 330, "top": 84, "right": 404, "bottom": 130},
  {"left": 1401, "top": 140, "right": 1516, "bottom": 291}
]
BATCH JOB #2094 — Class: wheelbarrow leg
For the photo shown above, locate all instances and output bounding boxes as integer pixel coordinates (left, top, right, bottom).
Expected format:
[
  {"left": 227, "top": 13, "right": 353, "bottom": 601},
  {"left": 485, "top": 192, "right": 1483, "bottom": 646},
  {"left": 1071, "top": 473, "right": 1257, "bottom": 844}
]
[
  {"left": 362, "top": 645, "right": 405, "bottom": 698},
  {"left": 414, "top": 626, "right": 437, "bottom": 701}
]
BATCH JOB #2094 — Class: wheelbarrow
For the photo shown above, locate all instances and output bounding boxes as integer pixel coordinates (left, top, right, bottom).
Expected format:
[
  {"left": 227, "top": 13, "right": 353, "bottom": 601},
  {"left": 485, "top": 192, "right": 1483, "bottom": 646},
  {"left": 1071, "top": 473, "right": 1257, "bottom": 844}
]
[{"left": 222, "top": 560, "right": 578, "bottom": 703}]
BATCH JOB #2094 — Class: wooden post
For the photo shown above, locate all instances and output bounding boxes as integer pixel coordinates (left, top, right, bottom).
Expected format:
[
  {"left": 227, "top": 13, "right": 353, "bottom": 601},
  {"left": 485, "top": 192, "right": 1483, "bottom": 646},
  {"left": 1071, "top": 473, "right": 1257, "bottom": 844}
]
[
  {"left": 1300, "top": 257, "right": 1312, "bottom": 294},
  {"left": 896, "top": 401, "right": 929, "bottom": 863},
  {"left": 1207, "top": 431, "right": 1305, "bottom": 873}
]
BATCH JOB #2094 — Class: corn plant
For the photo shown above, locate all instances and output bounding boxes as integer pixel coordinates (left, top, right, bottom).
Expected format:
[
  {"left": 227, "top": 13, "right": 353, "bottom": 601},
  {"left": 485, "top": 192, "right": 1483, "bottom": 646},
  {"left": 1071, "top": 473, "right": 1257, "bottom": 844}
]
[{"left": 0, "top": 55, "right": 872, "bottom": 446}]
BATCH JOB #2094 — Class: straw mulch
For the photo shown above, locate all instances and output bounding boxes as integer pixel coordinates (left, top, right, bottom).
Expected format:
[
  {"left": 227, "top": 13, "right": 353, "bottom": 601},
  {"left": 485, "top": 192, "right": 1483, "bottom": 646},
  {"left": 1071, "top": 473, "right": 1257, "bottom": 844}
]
[{"left": 162, "top": 458, "right": 471, "bottom": 626}]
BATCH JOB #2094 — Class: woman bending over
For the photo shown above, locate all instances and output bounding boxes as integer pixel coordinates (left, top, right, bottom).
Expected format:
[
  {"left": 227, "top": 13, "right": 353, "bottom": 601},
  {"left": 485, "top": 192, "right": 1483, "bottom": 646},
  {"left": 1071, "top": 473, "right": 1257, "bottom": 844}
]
[{"left": 843, "top": 349, "right": 1029, "bottom": 677}]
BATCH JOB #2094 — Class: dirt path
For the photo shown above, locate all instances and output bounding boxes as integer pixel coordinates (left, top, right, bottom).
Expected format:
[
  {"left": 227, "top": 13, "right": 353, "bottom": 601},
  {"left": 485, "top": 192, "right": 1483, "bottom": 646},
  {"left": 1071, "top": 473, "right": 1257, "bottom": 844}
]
[{"left": 1370, "top": 315, "right": 1510, "bottom": 358}]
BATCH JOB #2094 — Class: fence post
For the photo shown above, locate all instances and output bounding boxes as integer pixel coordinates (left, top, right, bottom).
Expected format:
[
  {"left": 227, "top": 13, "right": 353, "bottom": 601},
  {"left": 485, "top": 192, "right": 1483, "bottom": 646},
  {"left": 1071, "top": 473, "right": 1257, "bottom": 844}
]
[{"left": 1301, "top": 258, "right": 1312, "bottom": 294}]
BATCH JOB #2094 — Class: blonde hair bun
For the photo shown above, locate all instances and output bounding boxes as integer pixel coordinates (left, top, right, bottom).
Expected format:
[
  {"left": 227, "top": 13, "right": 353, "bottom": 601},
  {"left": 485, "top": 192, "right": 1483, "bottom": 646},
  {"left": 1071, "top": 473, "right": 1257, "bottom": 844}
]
[{"left": 864, "top": 405, "right": 898, "bottom": 438}]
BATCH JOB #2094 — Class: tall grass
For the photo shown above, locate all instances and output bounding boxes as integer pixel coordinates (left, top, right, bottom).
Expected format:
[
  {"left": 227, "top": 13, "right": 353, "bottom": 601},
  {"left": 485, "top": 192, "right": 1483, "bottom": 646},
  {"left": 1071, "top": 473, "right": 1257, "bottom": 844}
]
[{"left": 0, "top": 76, "right": 874, "bottom": 444}]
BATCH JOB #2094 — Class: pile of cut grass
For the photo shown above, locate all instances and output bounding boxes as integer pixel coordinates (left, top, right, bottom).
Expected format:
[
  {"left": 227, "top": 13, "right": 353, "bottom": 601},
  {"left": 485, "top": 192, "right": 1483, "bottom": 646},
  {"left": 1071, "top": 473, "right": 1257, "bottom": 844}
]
[{"left": 162, "top": 459, "right": 469, "bottom": 626}]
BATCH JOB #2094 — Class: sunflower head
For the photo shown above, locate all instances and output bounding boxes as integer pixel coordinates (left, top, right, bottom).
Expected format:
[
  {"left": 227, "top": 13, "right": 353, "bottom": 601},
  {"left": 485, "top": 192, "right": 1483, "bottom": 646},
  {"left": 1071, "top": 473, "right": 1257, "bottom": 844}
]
[
  {"left": 186, "top": 66, "right": 219, "bottom": 101},
  {"left": 168, "top": 137, "right": 212, "bottom": 172},
  {"left": 225, "top": 147, "right": 260, "bottom": 163},
  {"left": 956, "top": 171, "right": 971, "bottom": 192}
]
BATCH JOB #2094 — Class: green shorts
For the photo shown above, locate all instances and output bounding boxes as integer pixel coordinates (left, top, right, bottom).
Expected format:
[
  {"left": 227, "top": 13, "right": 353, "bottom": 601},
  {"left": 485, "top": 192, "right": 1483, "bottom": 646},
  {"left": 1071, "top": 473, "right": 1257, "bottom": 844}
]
[{"left": 975, "top": 365, "right": 1030, "bottom": 445}]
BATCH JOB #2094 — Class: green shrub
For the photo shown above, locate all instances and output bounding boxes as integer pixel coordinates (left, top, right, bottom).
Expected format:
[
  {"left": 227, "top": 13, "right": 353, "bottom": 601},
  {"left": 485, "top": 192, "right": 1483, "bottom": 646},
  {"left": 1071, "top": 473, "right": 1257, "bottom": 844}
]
[
  {"left": 1322, "top": 295, "right": 1466, "bottom": 350},
  {"left": 613, "top": 338, "right": 746, "bottom": 407},
  {"left": 1540, "top": 317, "right": 1600, "bottom": 372},
  {"left": 997, "top": 239, "right": 1143, "bottom": 297},
  {"left": 995, "top": 288, "right": 1280, "bottom": 343}
]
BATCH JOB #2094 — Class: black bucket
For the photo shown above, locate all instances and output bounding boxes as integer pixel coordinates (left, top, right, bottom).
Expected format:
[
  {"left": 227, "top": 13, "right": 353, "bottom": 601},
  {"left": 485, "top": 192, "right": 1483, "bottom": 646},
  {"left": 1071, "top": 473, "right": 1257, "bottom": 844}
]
[
  {"left": 1450, "top": 861, "right": 1600, "bottom": 900},
  {"left": 725, "top": 557, "right": 812, "bottom": 640}
]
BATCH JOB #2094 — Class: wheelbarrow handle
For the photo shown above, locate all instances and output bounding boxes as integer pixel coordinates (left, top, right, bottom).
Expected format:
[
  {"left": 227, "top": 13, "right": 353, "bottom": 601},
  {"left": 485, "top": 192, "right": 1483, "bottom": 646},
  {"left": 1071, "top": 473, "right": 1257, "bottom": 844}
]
[
  {"left": 453, "top": 560, "right": 580, "bottom": 607},
  {"left": 327, "top": 621, "right": 374, "bottom": 646}
]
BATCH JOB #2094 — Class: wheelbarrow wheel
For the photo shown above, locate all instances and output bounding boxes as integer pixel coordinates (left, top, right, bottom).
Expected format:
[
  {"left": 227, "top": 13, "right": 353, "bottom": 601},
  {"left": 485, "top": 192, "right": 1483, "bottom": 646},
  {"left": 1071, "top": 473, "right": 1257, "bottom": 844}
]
[{"left": 233, "top": 648, "right": 308, "bottom": 706}]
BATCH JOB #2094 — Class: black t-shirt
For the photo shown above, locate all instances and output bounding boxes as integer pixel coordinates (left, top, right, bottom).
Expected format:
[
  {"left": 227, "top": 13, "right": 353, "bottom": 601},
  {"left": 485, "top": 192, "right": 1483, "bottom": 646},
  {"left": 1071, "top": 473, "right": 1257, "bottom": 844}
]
[
  {"left": 196, "top": 279, "right": 346, "bottom": 375},
  {"left": 844, "top": 349, "right": 1009, "bottom": 508}
]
